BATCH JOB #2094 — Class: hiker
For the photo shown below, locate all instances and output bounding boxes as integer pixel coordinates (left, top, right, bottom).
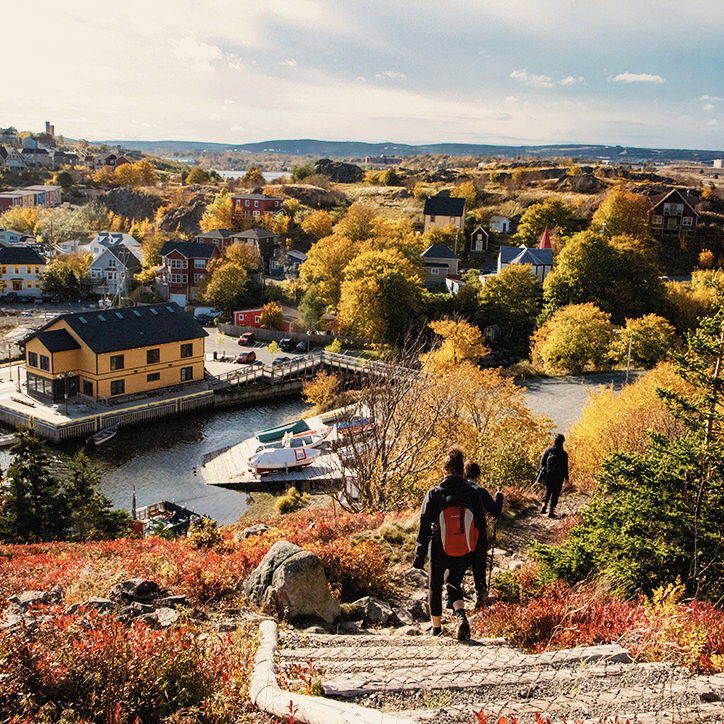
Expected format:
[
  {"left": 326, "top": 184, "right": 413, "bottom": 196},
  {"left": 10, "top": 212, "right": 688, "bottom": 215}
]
[
  {"left": 463, "top": 461, "right": 503, "bottom": 608},
  {"left": 539, "top": 433, "right": 569, "bottom": 518},
  {"left": 413, "top": 447, "right": 486, "bottom": 640}
]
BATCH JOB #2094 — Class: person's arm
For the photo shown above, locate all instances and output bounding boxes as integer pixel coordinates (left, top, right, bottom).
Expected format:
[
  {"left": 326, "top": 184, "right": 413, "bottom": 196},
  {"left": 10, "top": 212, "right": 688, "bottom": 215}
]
[
  {"left": 479, "top": 487, "right": 504, "bottom": 518},
  {"left": 413, "top": 490, "right": 434, "bottom": 568},
  {"left": 540, "top": 447, "right": 550, "bottom": 469}
]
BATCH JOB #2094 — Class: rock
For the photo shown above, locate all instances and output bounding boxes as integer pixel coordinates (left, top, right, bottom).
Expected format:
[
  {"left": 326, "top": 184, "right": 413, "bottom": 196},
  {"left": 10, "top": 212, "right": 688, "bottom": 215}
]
[
  {"left": 10, "top": 589, "right": 62, "bottom": 609},
  {"left": 393, "top": 604, "right": 414, "bottom": 626},
  {"left": 1, "top": 610, "right": 23, "bottom": 629},
  {"left": 101, "top": 187, "right": 161, "bottom": 220},
  {"left": 66, "top": 597, "right": 115, "bottom": 614},
  {"left": 304, "top": 625, "right": 328, "bottom": 634},
  {"left": 236, "top": 524, "right": 271, "bottom": 540},
  {"left": 158, "top": 194, "right": 207, "bottom": 235},
  {"left": 315, "top": 158, "right": 363, "bottom": 183},
  {"left": 138, "top": 607, "right": 179, "bottom": 629},
  {"left": 393, "top": 625, "right": 421, "bottom": 636},
  {"left": 337, "top": 620, "right": 363, "bottom": 635},
  {"left": 158, "top": 594, "right": 188, "bottom": 608},
  {"left": 110, "top": 578, "right": 160, "bottom": 603},
  {"left": 403, "top": 568, "right": 428, "bottom": 587},
  {"left": 408, "top": 593, "right": 430, "bottom": 621},
  {"left": 244, "top": 541, "right": 341, "bottom": 624},
  {"left": 119, "top": 601, "right": 156, "bottom": 619},
  {"left": 352, "top": 596, "right": 394, "bottom": 625}
]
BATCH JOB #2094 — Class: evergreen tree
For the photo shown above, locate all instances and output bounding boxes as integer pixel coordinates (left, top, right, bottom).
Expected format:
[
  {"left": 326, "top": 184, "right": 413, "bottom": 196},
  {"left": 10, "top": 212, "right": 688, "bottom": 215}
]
[
  {"left": 0, "top": 429, "right": 67, "bottom": 543},
  {"left": 65, "top": 451, "right": 132, "bottom": 541}
]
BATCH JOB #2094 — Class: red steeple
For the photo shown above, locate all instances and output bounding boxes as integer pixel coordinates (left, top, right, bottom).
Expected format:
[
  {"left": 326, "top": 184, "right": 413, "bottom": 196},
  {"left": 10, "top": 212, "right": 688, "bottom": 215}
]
[{"left": 538, "top": 227, "right": 551, "bottom": 249}]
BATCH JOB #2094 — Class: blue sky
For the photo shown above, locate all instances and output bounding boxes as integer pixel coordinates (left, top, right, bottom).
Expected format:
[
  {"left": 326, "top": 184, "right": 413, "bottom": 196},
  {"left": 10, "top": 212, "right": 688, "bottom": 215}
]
[{"left": 2, "top": 0, "right": 723, "bottom": 149}]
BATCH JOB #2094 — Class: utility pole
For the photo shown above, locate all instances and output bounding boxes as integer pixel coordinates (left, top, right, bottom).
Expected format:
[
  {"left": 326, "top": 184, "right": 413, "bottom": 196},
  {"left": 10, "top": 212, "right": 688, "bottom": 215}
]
[{"left": 624, "top": 336, "right": 632, "bottom": 385}]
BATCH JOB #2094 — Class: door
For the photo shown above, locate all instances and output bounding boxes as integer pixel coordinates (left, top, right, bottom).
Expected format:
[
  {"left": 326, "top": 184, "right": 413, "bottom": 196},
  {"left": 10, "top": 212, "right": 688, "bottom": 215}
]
[{"left": 11, "top": 279, "right": 22, "bottom": 291}]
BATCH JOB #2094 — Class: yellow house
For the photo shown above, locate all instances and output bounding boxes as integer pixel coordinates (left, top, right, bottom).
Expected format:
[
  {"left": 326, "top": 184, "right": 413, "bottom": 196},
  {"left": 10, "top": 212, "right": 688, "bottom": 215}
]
[
  {"left": 22, "top": 303, "right": 208, "bottom": 403},
  {"left": 422, "top": 195, "right": 465, "bottom": 233}
]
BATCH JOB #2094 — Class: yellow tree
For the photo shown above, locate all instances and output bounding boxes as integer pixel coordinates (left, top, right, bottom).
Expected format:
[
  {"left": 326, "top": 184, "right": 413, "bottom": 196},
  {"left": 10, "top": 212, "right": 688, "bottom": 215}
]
[
  {"left": 334, "top": 202, "right": 378, "bottom": 241},
  {"left": 242, "top": 166, "right": 266, "bottom": 187},
  {"left": 203, "top": 263, "right": 248, "bottom": 312},
  {"left": 224, "top": 241, "right": 261, "bottom": 271},
  {"left": 591, "top": 186, "right": 651, "bottom": 240},
  {"left": 302, "top": 371, "right": 340, "bottom": 409},
  {"left": 301, "top": 209, "right": 333, "bottom": 239},
  {"left": 259, "top": 301, "right": 285, "bottom": 330},
  {"left": 299, "top": 234, "right": 358, "bottom": 308},
  {"left": 0, "top": 207, "right": 42, "bottom": 234},
  {"left": 422, "top": 319, "right": 488, "bottom": 371},
  {"left": 609, "top": 314, "right": 676, "bottom": 368},
  {"left": 453, "top": 180, "right": 477, "bottom": 208},
  {"left": 200, "top": 191, "right": 235, "bottom": 232}
]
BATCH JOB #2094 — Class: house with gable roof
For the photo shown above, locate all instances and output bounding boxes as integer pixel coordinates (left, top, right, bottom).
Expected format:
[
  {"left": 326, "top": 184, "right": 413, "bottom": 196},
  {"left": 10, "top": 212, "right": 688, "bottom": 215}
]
[
  {"left": 423, "top": 194, "right": 465, "bottom": 233},
  {"left": 158, "top": 241, "right": 220, "bottom": 306},
  {"left": 421, "top": 243, "right": 460, "bottom": 287},
  {"left": 88, "top": 243, "right": 141, "bottom": 297},
  {"left": 497, "top": 229, "right": 553, "bottom": 281},
  {"left": 648, "top": 189, "right": 699, "bottom": 238}
]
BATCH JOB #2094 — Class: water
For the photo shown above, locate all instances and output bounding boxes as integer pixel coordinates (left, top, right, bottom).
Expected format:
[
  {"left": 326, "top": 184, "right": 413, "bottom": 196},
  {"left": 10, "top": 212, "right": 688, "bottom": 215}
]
[
  {"left": 214, "top": 170, "right": 288, "bottom": 181},
  {"left": 0, "top": 399, "right": 305, "bottom": 525}
]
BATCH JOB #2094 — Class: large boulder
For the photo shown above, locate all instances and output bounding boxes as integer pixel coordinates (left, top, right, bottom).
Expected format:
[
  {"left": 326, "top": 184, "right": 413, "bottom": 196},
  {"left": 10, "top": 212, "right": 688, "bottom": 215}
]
[
  {"left": 110, "top": 578, "right": 160, "bottom": 603},
  {"left": 351, "top": 596, "right": 394, "bottom": 625},
  {"left": 9, "top": 585, "right": 63, "bottom": 609},
  {"left": 315, "top": 158, "right": 363, "bottom": 183},
  {"left": 244, "top": 541, "right": 341, "bottom": 624},
  {"left": 102, "top": 187, "right": 161, "bottom": 220}
]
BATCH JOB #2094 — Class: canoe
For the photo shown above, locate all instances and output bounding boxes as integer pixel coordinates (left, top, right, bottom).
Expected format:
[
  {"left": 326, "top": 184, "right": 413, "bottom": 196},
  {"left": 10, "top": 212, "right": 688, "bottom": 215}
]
[
  {"left": 0, "top": 433, "right": 15, "bottom": 448},
  {"left": 255, "top": 419, "right": 310, "bottom": 443},
  {"left": 87, "top": 425, "right": 118, "bottom": 446},
  {"left": 256, "top": 426, "right": 332, "bottom": 452},
  {"left": 248, "top": 445, "right": 322, "bottom": 473}
]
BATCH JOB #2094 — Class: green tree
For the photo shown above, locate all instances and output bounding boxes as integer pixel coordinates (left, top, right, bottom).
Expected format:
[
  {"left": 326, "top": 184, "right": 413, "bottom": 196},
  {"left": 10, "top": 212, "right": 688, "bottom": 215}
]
[
  {"left": 610, "top": 314, "right": 676, "bottom": 368},
  {"left": 242, "top": 166, "right": 266, "bottom": 187},
  {"left": 203, "top": 263, "right": 248, "bottom": 312},
  {"left": 297, "top": 286, "right": 326, "bottom": 332},
  {"left": 514, "top": 198, "right": 577, "bottom": 246},
  {"left": 382, "top": 168, "right": 403, "bottom": 186},
  {"left": 477, "top": 265, "right": 543, "bottom": 342},
  {"left": 531, "top": 303, "right": 614, "bottom": 374},
  {"left": 543, "top": 230, "right": 665, "bottom": 324},
  {"left": 0, "top": 430, "right": 67, "bottom": 543},
  {"left": 65, "top": 451, "right": 131, "bottom": 541},
  {"left": 291, "top": 163, "right": 314, "bottom": 181},
  {"left": 185, "top": 166, "right": 211, "bottom": 184},
  {"left": 54, "top": 170, "right": 74, "bottom": 191},
  {"left": 43, "top": 257, "right": 84, "bottom": 300}
]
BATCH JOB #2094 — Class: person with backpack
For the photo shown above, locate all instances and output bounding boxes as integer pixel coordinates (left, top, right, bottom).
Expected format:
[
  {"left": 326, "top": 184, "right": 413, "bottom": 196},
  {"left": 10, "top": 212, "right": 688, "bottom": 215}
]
[
  {"left": 463, "top": 461, "right": 503, "bottom": 608},
  {"left": 539, "top": 433, "right": 569, "bottom": 518},
  {"left": 413, "top": 447, "right": 485, "bottom": 640}
]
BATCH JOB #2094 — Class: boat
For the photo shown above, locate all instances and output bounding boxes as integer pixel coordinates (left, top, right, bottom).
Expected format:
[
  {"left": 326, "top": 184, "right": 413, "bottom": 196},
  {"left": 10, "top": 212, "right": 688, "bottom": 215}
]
[
  {"left": 0, "top": 433, "right": 15, "bottom": 448},
  {"left": 248, "top": 445, "right": 322, "bottom": 474},
  {"left": 255, "top": 419, "right": 310, "bottom": 443},
  {"left": 87, "top": 425, "right": 118, "bottom": 446},
  {"left": 336, "top": 417, "right": 373, "bottom": 436},
  {"left": 255, "top": 426, "right": 332, "bottom": 452}
]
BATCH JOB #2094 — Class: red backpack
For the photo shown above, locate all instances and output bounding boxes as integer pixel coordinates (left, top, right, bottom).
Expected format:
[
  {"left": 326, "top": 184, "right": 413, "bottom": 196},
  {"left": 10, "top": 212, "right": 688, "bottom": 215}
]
[{"left": 438, "top": 498, "right": 479, "bottom": 557}]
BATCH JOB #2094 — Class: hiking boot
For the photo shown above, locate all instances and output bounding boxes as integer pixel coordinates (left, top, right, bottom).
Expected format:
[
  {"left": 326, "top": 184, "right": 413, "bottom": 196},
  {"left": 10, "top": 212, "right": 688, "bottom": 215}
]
[
  {"left": 431, "top": 626, "right": 443, "bottom": 637},
  {"left": 547, "top": 511, "right": 557, "bottom": 519},
  {"left": 455, "top": 614, "right": 470, "bottom": 641},
  {"left": 540, "top": 505, "right": 548, "bottom": 514}
]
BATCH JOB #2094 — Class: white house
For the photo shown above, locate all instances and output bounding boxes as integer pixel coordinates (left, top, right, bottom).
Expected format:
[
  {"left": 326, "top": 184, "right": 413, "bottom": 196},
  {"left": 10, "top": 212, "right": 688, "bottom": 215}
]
[
  {"left": 489, "top": 215, "right": 511, "bottom": 234},
  {"left": 89, "top": 244, "right": 141, "bottom": 297},
  {"left": 58, "top": 232, "right": 143, "bottom": 261}
]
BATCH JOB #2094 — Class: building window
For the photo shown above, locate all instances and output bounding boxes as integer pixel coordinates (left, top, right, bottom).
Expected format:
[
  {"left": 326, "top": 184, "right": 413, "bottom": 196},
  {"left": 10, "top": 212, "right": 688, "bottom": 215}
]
[
  {"left": 429, "top": 215, "right": 435, "bottom": 223},
  {"left": 110, "top": 354, "right": 124, "bottom": 371},
  {"left": 146, "top": 348, "right": 160, "bottom": 364},
  {"left": 180, "top": 366, "right": 193, "bottom": 382},
  {"left": 254, "top": 315, "right": 261, "bottom": 323},
  {"left": 170, "top": 274, "right": 187, "bottom": 284},
  {"left": 430, "top": 268, "right": 439, "bottom": 275},
  {"left": 107, "top": 258, "right": 116, "bottom": 268},
  {"left": 245, "top": 200, "right": 250, "bottom": 207},
  {"left": 110, "top": 379, "right": 125, "bottom": 396},
  {"left": 39, "top": 354, "right": 50, "bottom": 371},
  {"left": 681, "top": 216, "right": 693, "bottom": 227},
  {"left": 82, "top": 380, "right": 93, "bottom": 396},
  {"left": 180, "top": 343, "right": 193, "bottom": 358},
  {"left": 652, "top": 215, "right": 663, "bottom": 225},
  {"left": 147, "top": 372, "right": 160, "bottom": 382},
  {"left": 170, "top": 258, "right": 185, "bottom": 268},
  {"left": 27, "top": 351, "right": 38, "bottom": 367},
  {"left": 194, "top": 259, "right": 206, "bottom": 268}
]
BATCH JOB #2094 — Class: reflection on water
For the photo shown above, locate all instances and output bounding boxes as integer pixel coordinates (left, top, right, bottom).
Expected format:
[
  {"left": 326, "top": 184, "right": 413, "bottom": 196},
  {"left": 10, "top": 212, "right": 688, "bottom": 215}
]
[{"left": 0, "top": 399, "right": 305, "bottom": 525}]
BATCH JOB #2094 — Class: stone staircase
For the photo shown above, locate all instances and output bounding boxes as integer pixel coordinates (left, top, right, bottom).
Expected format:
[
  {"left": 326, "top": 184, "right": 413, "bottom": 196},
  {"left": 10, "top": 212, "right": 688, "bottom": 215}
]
[{"left": 278, "top": 630, "right": 724, "bottom": 723}]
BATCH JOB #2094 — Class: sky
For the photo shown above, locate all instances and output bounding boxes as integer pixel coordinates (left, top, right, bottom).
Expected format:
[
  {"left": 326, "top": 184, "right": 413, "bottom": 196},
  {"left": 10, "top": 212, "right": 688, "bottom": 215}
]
[{"left": 2, "top": 0, "right": 723, "bottom": 150}]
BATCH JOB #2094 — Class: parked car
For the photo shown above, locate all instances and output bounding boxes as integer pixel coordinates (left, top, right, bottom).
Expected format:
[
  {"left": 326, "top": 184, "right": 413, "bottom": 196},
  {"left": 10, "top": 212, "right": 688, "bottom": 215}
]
[
  {"left": 272, "top": 356, "right": 290, "bottom": 365},
  {"left": 18, "top": 295, "right": 33, "bottom": 304},
  {"left": 279, "top": 338, "right": 296, "bottom": 352},
  {"left": 295, "top": 341, "right": 307, "bottom": 353},
  {"left": 196, "top": 314, "right": 213, "bottom": 326},
  {"left": 2, "top": 292, "right": 19, "bottom": 303},
  {"left": 235, "top": 351, "right": 257, "bottom": 364},
  {"left": 238, "top": 332, "right": 256, "bottom": 345}
]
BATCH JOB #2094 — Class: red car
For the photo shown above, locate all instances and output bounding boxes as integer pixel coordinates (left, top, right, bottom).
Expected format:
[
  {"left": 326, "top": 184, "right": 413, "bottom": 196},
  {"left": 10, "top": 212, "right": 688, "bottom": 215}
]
[
  {"left": 238, "top": 332, "right": 256, "bottom": 345},
  {"left": 235, "top": 351, "right": 257, "bottom": 364}
]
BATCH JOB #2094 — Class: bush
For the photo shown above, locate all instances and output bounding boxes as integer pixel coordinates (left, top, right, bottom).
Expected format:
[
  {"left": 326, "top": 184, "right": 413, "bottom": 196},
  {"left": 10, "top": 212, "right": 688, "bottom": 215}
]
[
  {"left": 274, "top": 487, "right": 309, "bottom": 515},
  {"left": 325, "top": 338, "right": 342, "bottom": 353},
  {"left": 187, "top": 517, "right": 224, "bottom": 549},
  {"left": 609, "top": 314, "right": 676, "bottom": 368}
]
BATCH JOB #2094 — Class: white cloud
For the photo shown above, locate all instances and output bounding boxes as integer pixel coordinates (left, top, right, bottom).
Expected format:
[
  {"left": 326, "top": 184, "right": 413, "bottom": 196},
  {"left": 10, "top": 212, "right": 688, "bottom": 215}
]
[
  {"left": 171, "top": 34, "right": 222, "bottom": 73},
  {"left": 279, "top": 59, "right": 298, "bottom": 67},
  {"left": 375, "top": 69, "right": 406, "bottom": 81},
  {"left": 495, "top": 113, "right": 513, "bottom": 121},
  {"left": 610, "top": 72, "right": 665, "bottom": 84},
  {"left": 699, "top": 95, "right": 722, "bottom": 102},
  {"left": 504, "top": 96, "right": 518, "bottom": 103},
  {"left": 559, "top": 75, "right": 584, "bottom": 86},
  {"left": 510, "top": 69, "right": 554, "bottom": 88},
  {"left": 707, "top": 119, "right": 718, "bottom": 127},
  {"left": 703, "top": 103, "right": 715, "bottom": 111},
  {"left": 227, "top": 55, "right": 245, "bottom": 72}
]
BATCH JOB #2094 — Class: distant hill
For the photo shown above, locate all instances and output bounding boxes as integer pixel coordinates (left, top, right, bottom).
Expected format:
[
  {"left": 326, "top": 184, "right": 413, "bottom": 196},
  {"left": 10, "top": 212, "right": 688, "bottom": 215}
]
[{"left": 96, "top": 138, "right": 723, "bottom": 162}]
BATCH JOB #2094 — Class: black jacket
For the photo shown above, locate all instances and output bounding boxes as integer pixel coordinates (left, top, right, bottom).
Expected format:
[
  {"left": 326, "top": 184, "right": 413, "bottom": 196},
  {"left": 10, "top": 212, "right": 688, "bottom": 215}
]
[
  {"left": 540, "top": 445, "right": 569, "bottom": 483},
  {"left": 414, "top": 475, "right": 499, "bottom": 566}
]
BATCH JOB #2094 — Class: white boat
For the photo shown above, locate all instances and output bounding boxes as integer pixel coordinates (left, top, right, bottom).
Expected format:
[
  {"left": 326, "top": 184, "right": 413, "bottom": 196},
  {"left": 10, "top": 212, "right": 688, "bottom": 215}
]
[
  {"left": 255, "top": 426, "right": 332, "bottom": 452},
  {"left": 86, "top": 425, "right": 118, "bottom": 446},
  {"left": 0, "top": 433, "right": 15, "bottom": 448},
  {"left": 248, "top": 445, "right": 322, "bottom": 473}
]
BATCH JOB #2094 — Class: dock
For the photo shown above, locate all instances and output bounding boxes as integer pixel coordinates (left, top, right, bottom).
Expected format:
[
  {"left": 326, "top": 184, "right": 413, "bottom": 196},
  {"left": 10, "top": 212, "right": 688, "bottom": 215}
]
[{"left": 201, "top": 411, "right": 347, "bottom": 491}]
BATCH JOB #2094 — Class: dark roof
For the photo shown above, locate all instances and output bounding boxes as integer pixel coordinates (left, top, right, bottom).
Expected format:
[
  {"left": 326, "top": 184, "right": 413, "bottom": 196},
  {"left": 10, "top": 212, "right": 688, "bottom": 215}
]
[
  {"left": 423, "top": 195, "right": 465, "bottom": 217},
  {"left": 649, "top": 189, "right": 699, "bottom": 215},
  {"left": 105, "top": 244, "right": 141, "bottom": 271},
  {"left": 424, "top": 262, "right": 450, "bottom": 268},
  {"left": 36, "top": 329, "right": 81, "bottom": 353},
  {"left": 237, "top": 227, "right": 277, "bottom": 240},
  {"left": 230, "top": 193, "right": 283, "bottom": 201},
  {"left": 499, "top": 245, "right": 553, "bottom": 266},
  {"left": 197, "top": 229, "right": 239, "bottom": 239},
  {"left": 29, "top": 303, "right": 208, "bottom": 355},
  {"left": 0, "top": 246, "right": 45, "bottom": 264},
  {"left": 161, "top": 241, "right": 217, "bottom": 259},
  {"left": 422, "top": 243, "right": 458, "bottom": 260}
]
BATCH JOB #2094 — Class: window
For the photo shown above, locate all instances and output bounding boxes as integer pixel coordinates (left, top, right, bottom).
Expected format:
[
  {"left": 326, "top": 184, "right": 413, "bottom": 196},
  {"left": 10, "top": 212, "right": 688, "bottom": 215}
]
[
  {"left": 194, "top": 259, "right": 207, "bottom": 268},
  {"left": 110, "top": 379, "right": 125, "bottom": 396},
  {"left": 254, "top": 315, "right": 261, "bottom": 323},
  {"left": 180, "top": 366, "right": 193, "bottom": 381},
  {"left": 652, "top": 215, "right": 663, "bottom": 225},
  {"left": 429, "top": 215, "right": 436, "bottom": 223},
  {"left": 430, "top": 268, "right": 439, "bottom": 275},
  {"left": 147, "top": 372, "right": 160, "bottom": 382},
  {"left": 170, "top": 258, "right": 186, "bottom": 268},
  {"left": 170, "top": 274, "right": 187, "bottom": 284},
  {"left": 107, "top": 258, "right": 116, "bottom": 268},
  {"left": 180, "top": 343, "right": 193, "bottom": 358},
  {"left": 82, "top": 380, "right": 93, "bottom": 396},
  {"left": 681, "top": 216, "right": 693, "bottom": 227},
  {"left": 27, "top": 351, "right": 38, "bottom": 367},
  {"left": 254, "top": 200, "right": 259, "bottom": 207},
  {"left": 245, "top": 200, "right": 250, "bottom": 207},
  {"left": 194, "top": 273, "right": 204, "bottom": 282},
  {"left": 146, "top": 348, "right": 160, "bottom": 364},
  {"left": 40, "top": 354, "right": 50, "bottom": 371},
  {"left": 110, "top": 354, "right": 124, "bottom": 370}
]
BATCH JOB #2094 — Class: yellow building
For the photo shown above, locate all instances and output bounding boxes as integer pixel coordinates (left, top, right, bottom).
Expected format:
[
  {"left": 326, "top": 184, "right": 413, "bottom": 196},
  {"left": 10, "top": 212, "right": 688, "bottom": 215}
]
[
  {"left": 22, "top": 303, "right": 208, "bottom": 403},
  {"left": 422, "top": 195, "right": 465, "bottom": 233}
]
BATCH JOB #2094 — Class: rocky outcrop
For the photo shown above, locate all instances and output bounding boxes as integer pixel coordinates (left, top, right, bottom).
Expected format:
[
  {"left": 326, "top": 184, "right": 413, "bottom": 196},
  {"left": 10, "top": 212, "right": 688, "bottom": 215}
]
[
  {"left": 158, "top": 194, "right": 207, "bottom": 235},
  {"left": 110, "top": 578, "right": 161, "bottom": 603},
  {"left": 272, "top": 183, "right": 347, "bottom": 209},
  {"left": 236, "top": 523, "right": 271, "bottom": 540},
  {"left": 315, "top": 158, "right": 364, "bottom": 183},
  {"left": 102, "top": 187, "right": 161, "bottom": 220},
  {"left": 244, "top": 540, "right": 341, "bottom": 624}
]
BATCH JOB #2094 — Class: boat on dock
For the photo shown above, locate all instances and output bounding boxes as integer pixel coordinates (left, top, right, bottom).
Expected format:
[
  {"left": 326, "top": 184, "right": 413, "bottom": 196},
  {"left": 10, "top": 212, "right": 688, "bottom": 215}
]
[
  {"left": 87, "top": 425, "right": 118, "bottom": 446},
  {"left": 0, "top": 433, "right": 16, "bottom": 448},
  {"left": 255, "top": 426, "right": 332, "bottom": 452},
  {"left": 248, "top": 445, "right": 322, "bottom": 474},
  {"left": 255, "top": 419, "right": 310, "bottom": 443},
  {"left": 336, "top": 417, "right": 373, "bottom": 436}
]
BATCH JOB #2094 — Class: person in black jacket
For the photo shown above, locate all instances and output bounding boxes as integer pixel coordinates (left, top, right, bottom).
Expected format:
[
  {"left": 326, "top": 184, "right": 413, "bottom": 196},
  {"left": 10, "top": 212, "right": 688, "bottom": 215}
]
[
  {"left": 463, "top": 461, "right": 503, "bottom": 608},
  {"left": 413, "top": 447, "right": 485, "bottom": 640},
  {"left": 539, "top": 433, "right": 569, "bottom": 518}
]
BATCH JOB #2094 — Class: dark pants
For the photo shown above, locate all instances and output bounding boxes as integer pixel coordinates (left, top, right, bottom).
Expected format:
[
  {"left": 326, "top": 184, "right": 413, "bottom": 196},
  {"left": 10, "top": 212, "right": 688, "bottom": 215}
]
[
  {"left": 429, "top": 542, "right": 471, "bottom": 617},
  {"left": 470, "top": 537, "right": 488, "bottom": 597},
  {"left": 543, "top": 478, "right": 564, "bottom": 513}
]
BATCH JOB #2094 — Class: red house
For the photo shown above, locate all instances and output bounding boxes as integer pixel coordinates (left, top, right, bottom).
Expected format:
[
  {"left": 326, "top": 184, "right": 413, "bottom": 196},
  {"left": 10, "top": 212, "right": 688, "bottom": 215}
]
[
  {"left": 196, "top": 229, "right": 246, "bottom": 252},
  {"left": 230, "top": 193, "right": 283, "bottom": 219},
  {"left": 234, "top": 305, "right": 297, "bottom": 333},
  {"left": 159, "top": 241, "right": 220, "bottom": 306}
]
